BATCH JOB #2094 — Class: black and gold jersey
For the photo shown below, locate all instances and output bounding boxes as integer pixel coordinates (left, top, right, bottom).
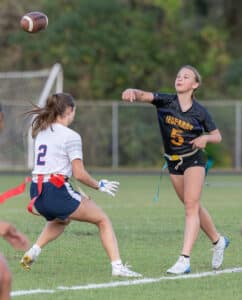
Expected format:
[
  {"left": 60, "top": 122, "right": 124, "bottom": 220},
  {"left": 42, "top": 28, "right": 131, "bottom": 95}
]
[{"left": 152, "top": 93, "right": 217, "bottom": 155}]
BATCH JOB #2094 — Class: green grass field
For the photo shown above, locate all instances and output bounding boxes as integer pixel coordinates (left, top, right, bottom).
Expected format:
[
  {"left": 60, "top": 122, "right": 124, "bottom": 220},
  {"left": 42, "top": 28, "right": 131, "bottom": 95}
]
[{"left": 0, "top": 174, "right": 242, "bottom": 299}]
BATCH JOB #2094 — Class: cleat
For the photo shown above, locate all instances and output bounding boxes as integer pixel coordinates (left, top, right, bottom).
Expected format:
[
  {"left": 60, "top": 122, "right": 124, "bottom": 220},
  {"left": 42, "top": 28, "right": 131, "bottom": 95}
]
[
  {"left": 20, "top": 248, "right": 38, "bottom": 270},
  {"left": 20, "top": 254, "right": 33, "bottom": 271},
  {"left": 112, "top": 263, "right": 142, "bottom": 278},
  {"left": 167, "top": 256, "right": 191, "bottom": 275},
  {"left": 212, "top": 236, "right": 229, "bottom": 269}
]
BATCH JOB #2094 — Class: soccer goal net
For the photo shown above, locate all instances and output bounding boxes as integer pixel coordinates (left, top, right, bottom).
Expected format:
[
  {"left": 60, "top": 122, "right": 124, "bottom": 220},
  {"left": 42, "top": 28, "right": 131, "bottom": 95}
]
[{"left": 0, "top": 63, "right": 63, "bottom": 172}]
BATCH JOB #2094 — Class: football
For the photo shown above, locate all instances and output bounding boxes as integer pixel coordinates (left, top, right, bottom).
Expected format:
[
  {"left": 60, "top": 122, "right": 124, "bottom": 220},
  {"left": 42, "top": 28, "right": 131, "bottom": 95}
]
[{"left": 20, "top": 11, "right": 48, "bottom": 33}]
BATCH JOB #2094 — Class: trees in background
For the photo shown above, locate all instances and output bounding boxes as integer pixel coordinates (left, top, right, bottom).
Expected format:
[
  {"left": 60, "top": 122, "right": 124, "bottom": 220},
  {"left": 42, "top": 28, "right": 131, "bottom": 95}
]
[{"left": 0, "top": 0, "right": 241, "bottom": 100}]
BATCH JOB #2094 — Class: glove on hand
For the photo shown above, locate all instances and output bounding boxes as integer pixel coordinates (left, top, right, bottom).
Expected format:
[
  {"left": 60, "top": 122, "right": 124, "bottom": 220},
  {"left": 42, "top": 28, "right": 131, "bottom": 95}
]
[{"left": 98, "top": 179, "right": 120, "bottom": 197}]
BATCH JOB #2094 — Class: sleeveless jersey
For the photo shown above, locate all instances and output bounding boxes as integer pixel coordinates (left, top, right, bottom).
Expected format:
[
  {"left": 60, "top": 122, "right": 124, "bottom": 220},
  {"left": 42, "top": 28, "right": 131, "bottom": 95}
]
[
  {"left": 32, "top": 123, "right": 83, "bottom": 177},
  {"left": 152, "top": 93, "right": 217, "bottom": 155}
]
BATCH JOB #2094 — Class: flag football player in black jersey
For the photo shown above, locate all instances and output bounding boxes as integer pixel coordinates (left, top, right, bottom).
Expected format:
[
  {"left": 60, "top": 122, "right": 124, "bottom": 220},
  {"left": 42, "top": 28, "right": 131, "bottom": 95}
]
[{"left": 122, "top": 65, "right": 229, "bottom": 274}]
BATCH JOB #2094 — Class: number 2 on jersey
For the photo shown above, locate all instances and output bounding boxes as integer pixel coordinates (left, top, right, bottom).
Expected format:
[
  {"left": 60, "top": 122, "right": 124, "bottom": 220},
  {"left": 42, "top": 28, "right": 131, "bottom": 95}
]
[
  {"left": 170, "top": 128, "right": 184, "bottom": 146},
  {"left": 37, "top": 144, "right": 47, "bottom": 165}
]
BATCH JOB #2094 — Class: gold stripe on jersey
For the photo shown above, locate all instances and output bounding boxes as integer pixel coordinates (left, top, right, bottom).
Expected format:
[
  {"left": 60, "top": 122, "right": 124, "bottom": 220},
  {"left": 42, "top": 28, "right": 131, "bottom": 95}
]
[{"left": 165, "top": 115, "right": 193, "bottom": 131}]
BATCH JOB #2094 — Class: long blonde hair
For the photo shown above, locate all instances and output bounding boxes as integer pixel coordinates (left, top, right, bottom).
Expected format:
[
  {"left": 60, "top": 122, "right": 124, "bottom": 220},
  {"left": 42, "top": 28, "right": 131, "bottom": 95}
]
[{"left": 27, "top": 93, "right": 75, "bottom": 138}]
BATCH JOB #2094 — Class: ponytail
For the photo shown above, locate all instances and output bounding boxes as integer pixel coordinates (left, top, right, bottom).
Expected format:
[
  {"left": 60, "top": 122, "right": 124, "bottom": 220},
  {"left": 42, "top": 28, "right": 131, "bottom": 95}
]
[{"left": 26, "top": 93, "right": 75, "bottom": 138}]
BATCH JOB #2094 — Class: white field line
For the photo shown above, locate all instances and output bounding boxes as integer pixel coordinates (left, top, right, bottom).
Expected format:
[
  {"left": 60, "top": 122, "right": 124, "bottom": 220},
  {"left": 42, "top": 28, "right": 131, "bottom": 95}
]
[
  {"left": 205, "top": 182, "right": 242, "bottom": 187},
  {"left": 11, "top": 267, "right": 242, "bottom": 297}
]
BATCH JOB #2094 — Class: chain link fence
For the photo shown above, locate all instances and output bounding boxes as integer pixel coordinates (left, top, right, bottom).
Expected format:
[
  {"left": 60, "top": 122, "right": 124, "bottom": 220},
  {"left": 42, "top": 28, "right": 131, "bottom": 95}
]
[
  {"left": 72, "top": 101, "right": 241, "bottom": 170},
  {"left": 0, "top": 100, "right": 240, "bottom": 171}
]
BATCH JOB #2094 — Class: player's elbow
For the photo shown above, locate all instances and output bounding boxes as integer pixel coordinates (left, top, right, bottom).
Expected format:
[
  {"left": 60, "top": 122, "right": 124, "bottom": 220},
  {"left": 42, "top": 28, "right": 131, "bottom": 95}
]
[
  {"left": 72, "top": 168, "right": 89, "bottom": 184},
  {"left": 217, "top": 132, "right": 222, "bottom": 143},
  {"left": 210, "top": 129, "right": 222, "bottom": 144},
  {"left": 72, "top": 170, "right": 84, "bottom": 182}
]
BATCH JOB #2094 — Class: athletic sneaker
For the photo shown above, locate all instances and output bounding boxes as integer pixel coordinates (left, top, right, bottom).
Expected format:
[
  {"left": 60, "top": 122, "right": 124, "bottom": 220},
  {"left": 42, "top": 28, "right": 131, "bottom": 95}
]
[
  {"left": 167, "top": 256, "right": 191, "bottom": 275},
  {"left": 20, "top": 247, "right": 39, "bottom": 270},
  {"left": 112, "top": 263, "right": 142, "bottom": 278},
  {"left": 212, "top": 236, "right": 230, "bottom": 269}
]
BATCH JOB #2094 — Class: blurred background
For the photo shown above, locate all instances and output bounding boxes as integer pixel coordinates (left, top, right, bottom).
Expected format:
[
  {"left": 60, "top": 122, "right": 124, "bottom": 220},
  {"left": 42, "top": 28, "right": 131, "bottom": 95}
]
[{"left": 0, "top": 0, "right": 242, "bottom": 171}]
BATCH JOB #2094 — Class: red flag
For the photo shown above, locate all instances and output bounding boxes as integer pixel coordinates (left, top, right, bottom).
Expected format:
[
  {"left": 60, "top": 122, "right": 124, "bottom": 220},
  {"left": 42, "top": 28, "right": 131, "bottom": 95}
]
[{"left": 0, "top": 177, "right": 31, "bottom": 204}]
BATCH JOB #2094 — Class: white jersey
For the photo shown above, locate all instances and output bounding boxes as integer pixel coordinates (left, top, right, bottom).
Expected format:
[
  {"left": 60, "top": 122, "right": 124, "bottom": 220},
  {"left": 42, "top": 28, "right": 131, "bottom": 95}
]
[{"left": 32, "top": 123, "right": 83, "bottom": 178}]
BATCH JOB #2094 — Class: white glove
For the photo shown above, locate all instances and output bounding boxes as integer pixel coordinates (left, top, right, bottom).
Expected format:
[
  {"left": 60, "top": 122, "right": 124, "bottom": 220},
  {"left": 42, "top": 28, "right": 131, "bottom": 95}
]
[{"left": 98, "top": 179, "right": 120, "bottom": 197}]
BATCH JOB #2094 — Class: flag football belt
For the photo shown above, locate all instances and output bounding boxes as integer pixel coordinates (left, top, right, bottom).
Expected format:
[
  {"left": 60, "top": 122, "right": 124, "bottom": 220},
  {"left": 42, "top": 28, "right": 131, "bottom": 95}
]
[
  {"left": 32, "top": 174, "right": 69, "bottom": 183},
  {"left": 164, "top": 148, "right": 199, "bottom": 170},
  {"left": 28, "top": 174, "right": 68, "bottom": 215}
]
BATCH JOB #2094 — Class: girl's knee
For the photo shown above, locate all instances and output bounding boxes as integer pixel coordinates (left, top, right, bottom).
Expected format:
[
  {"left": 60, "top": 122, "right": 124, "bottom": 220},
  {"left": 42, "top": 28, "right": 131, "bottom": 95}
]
[
  {"left": 55, "top": 218, "right": 71, "bottom": 225},
  {"left": 184, "top": 200, "right": 200, "bottom": 215},
  {"left": 97, "top": 214, "right": 112, "bottom": 229}
]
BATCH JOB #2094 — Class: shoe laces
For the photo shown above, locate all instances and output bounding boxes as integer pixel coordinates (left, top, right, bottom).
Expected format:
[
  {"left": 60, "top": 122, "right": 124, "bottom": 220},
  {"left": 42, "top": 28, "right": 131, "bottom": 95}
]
[
  {"left": 123, "top": 262, "right": 132, "bottom": 269},
  {"left": 122, "top": 262, "right": 140, "bottom": 274},
  {"left": 212, "top": 240, "right": 224, "bottom": 253}
]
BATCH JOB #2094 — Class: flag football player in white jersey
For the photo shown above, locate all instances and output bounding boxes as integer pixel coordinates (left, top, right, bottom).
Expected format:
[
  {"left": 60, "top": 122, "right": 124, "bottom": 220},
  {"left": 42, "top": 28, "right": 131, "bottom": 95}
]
[{"left": 20, "top": 93, "right": 141, "bottom": 278}]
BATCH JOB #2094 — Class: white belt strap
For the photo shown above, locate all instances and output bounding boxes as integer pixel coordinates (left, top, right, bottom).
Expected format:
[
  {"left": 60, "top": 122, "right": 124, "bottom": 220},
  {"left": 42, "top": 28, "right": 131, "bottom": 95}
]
[
  {"left": 32, "top": 174, "right": 51, "bottom": 183},
  {"left": 164, "top": 148, "right": 199, "bottom": 170}
]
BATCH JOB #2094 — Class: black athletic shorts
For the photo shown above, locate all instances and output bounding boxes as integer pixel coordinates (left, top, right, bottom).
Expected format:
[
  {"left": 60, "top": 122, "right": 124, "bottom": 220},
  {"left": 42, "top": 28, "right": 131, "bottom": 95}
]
[{"left": 165, "top": 150, "right": 206, "bottom": 175}]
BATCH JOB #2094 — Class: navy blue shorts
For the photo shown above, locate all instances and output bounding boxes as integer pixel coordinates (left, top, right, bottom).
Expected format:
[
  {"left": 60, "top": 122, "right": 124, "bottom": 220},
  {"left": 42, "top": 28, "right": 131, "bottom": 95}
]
[
  {"left": 166, "top": 150, "right": 206, "bottom": 175},
  {"left": 30, "top": 181, "right": 82, "bottom": 221}
]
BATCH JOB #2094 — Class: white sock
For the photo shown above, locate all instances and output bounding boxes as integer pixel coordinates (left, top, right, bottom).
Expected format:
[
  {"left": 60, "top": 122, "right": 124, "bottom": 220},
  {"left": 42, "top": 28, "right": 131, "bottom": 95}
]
[
  {"left": 111, "top": 259, "right": 122, "bottom": 267},
  {"left": 32, "top": 244, "right": 41, "bottom": 256}
]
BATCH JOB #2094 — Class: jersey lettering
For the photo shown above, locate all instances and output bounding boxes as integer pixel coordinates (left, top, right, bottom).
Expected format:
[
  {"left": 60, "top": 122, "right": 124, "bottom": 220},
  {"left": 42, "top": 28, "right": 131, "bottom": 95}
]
[
  {"left": 37, "top": 144, "right": 47, "bottom": 165},
  {"left": 170, "top": 128, "right": 184, "bottom": 146},
  {"left": 165, "top": 115, "right": 193, "bottom": 130},
  {"left": 153, "top": 93, "right": 217, "bottom": 155}
]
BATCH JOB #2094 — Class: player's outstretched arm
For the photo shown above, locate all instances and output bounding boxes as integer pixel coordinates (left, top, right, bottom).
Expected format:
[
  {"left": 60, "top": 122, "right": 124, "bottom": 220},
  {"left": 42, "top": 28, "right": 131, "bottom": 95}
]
[
  {"left": 122, "top": 88, "right": 154, "bottom": 103},
  {"left": 72, "top": 159, "right": 119, "bottom": 197},
  {"left": 0, "top": 221, "right": 29, "bottom": 251}
]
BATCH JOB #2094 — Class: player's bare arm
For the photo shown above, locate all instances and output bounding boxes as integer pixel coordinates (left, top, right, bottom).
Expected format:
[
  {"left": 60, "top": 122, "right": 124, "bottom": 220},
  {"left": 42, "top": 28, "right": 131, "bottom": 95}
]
[
  {"left": 72, "top": 159, "right": 119, "bottom": 197},
  {"left": 0, "top": 221, "right": 13, "bottom": 237},
  {"left": 122, "top": 89, "right": 154, "bottom": 103},
  {"left": 72, "top": 159, "right": 99, "bottom": 189},
  {"left": 0, "top": 221, "right": 29, "bottom": 250},
  {"left": 189, "top": 129, "right": 222, "bottom": 149}
]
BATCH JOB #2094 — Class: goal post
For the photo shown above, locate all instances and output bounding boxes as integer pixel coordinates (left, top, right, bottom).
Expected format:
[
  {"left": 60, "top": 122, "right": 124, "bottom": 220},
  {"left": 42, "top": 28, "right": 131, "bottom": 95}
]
[{"left": 37, "top": 63, "right": 63, "bottom": 108}]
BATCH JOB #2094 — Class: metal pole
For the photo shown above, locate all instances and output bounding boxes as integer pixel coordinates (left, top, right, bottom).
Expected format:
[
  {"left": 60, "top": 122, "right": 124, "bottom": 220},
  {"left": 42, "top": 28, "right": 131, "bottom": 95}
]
[
  {"left": 235, "top": 102, "right": 241, "bottom": 170},
  {"left": 112, "top": 102, "right": 119, "bottom": 168}
]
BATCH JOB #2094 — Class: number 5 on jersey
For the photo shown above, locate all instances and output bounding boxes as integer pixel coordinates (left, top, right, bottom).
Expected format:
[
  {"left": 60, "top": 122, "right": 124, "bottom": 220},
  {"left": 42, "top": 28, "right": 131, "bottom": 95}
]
[{"left": 170, "top": 128, "right": 184, "bottom": 146}]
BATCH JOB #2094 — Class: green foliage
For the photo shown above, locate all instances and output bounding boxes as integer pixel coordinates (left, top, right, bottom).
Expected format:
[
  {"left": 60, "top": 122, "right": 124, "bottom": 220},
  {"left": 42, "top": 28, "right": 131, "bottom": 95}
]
[
  {"left": 205, "top": 143, "right": 231, "bottom": 168},
  {"left": 2, "top": 0, "right": 236, "bottom": 100},
  {"left": 0, "top": 0, "right": 241, "bottom": 168},
  {"left": 142, "top": 0, "right": 182, "bottom": 18},
  {"left": 223, "top": 57, "right": 242, "bottom": 98},
  {"left": 118, "top": 105, "right": 161, "bottom": 167}
]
